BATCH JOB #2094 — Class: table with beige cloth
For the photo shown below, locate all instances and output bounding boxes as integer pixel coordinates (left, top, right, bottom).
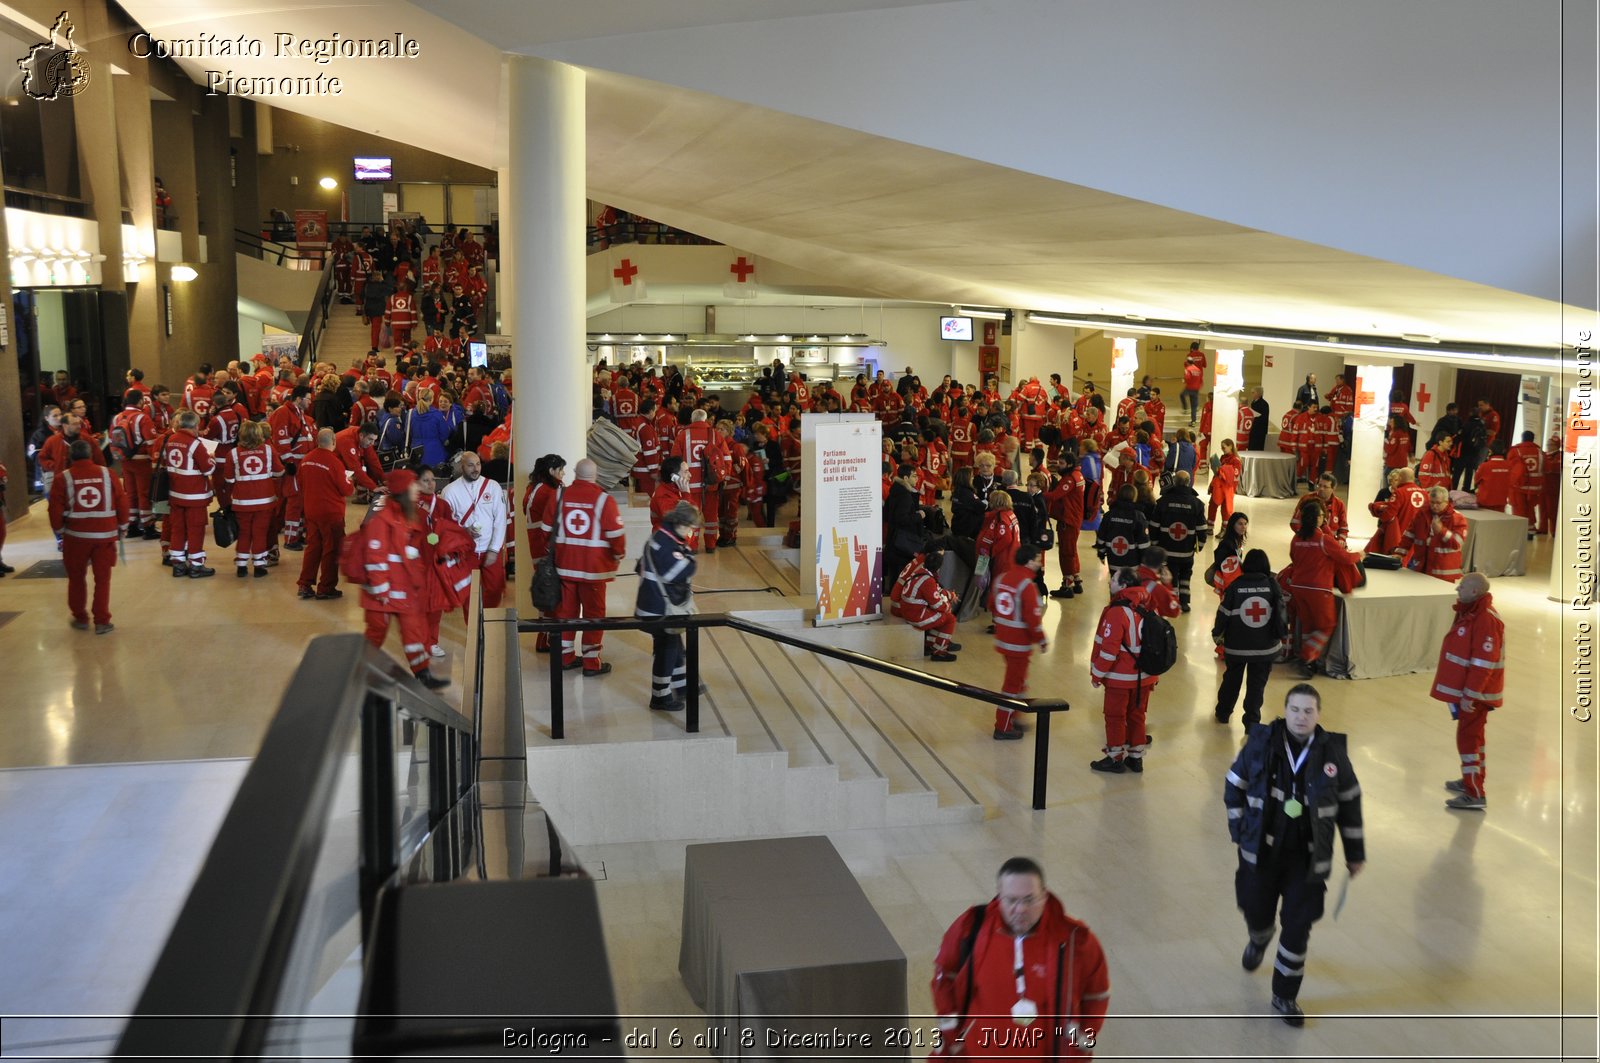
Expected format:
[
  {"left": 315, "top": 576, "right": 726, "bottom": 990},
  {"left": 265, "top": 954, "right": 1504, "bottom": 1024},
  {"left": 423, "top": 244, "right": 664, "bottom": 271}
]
[
  {"left": 1322, "top": 567, "right": 1459, "bottom": 680},
  {"left": 1461, "top": 508, "right": 1529, "bottom": 576},
  {"left": 1239, "top": 448, "right": 1298, "bottom": 498},
  {"left": 679, "top": 835, "right": 908, "bottom": 1059}
]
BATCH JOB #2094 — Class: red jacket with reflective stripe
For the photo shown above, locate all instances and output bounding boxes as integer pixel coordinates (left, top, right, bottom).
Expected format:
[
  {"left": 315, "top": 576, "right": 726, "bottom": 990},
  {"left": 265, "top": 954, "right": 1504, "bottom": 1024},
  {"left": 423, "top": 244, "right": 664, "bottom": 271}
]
[
  {"left": 1091, "top": 585, "right": 1157, "bottom": 689},
  {"left": 1403, "top": 503, "right": 1468, "bottom": 582},
  {"left": 1430, "top": 593, "right": 1504, "bottom": 707},
  {"left": 360, "top": 503, "right": 423, "bottom": 613},
  {"left": 222, "top": 445, "right": 282, "bottom": 508},
  {"left": 990, "top": 565, "right": 1044, "bottom": 657},
  {"left": 892, "top": 559, "right": 955, "bottom": 631},
  {"left": 49, "top": 460, "right": 127, "bottom": 540},
  {"left": 552, "top": 480, "right": 626, "bottom": 581},
  {"left": 162, "top": 431, "right": 215, "bottom": 505}
]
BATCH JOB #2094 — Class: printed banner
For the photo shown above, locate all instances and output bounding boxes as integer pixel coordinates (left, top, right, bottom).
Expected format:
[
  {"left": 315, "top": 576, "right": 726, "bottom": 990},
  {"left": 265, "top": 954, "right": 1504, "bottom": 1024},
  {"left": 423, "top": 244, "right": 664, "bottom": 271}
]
[
  {"left": 802, "top": 416, "right": 883, "bottom": 626},
  {"left": 293, "top": 209, "right": 328, "bottom": 252}
]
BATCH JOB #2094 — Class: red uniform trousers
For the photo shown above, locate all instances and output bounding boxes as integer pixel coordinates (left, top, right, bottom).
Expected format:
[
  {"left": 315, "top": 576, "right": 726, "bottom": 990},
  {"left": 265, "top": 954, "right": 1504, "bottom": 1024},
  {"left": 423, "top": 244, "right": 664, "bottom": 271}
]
[
  {"left": 1056, "top": 522, "right": 1082, "bottom": 578},
  {"left": 298, "top": 518, "right": 345, "bottom": 594},
  {"left": 280, "top": 476, "right": 304, "bottom": 543},
  {"left": 557, "top": 580, "right": 610, "bottom": 671},
  {"left": 1456, "top": 704, "right": 1490, "bottom": 798},
  {"left": 364, "top": 609, "right": 431, "bottom": 673},
  {"left": 392, "top": 326, "right": 412, "bottom": 348},
  {"left": 123, "top": 459, "right": 153, "bottom": 523},
  {"left": 235, "top": 509, "right": 274, "bottom": 566},
  {"left": 64, "top": 538, "right": 115, "bottom": 626},
  {"left": 370, "top": 316, "right": 385, "bottom": 348},
  {"left": 689, "top": 486, "right": 719, "bottom": 548},
  {"left": 998, "top": 652, "right": 1031, "bottom": 731},
  {"left": 1509, "top": 489, "right": 1538, "bottom": 529},
  {"left": 916, "top": 612, "right": 957, "bottom": 654},
  {"left": 1539, "top": 484, "right": 1559, "bottom": 534},
  {"left": 633, "top": 472, "right": 657, "bottom": 496},
  {"left": 1208, "top": 487, "right": 1235, "bottom": 526},
  {"left": 718, "top": 484, "right": 742, "bottom": 545},
  {"left": 1290, "top": 586, "right": 1337, "bottom": 663},
  {"left": 1102, "top": 684, "right": 1153, "bottom": 757},
  {"left": 168, "top": 503, "right": 209, "bottom": 565},
  {"left": 461, "top": 553, "right": 507, "bottom": 612}
]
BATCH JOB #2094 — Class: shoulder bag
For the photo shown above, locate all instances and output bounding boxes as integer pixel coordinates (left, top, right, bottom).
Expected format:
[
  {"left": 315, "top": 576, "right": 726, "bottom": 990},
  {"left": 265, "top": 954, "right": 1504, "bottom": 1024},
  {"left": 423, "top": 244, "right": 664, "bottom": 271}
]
[{"left": 530, "top": 487, "right": 564, "bottom": 613}]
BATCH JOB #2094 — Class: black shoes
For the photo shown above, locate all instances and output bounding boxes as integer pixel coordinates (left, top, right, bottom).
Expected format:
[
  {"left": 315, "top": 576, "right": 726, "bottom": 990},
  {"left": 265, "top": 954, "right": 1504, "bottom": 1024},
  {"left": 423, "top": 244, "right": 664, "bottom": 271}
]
[
  {"left": 992, "top": 727, "right": 1024, "bottom": 741},
  {"left": 142, "top": 527, "right": 161, "bottom": 540},
  {"left": 649, "top": 696, "right": 685, "bottom": 712},
  {"left": 253, "top": 567, "right": 269, "bottom": 578},
  {"left": 583, "top": 663, "right": 613, "bottom": 677},
  {"left": 94, "top": 623, "right": 114, "bottom": 635},
  {"left": 414, "top": 670, "right": 450, "bottom": 690},
  {"left": 1089, "top": 756, "right": 1125, "bottom": 774},
  {"left": 1049, "top": 585, "right": 1072, "bottom": 599},
  {"left": 298, "top": 587, "right": 316, "bottom": 599},
  {"left": 315, "top": 589, "right": 344, "bottom": 600},
  {"left": 0, "top": 561, "right": 14, "bottom": 575},
  {"left": 284, "top": 540, "right": 305, "bottom": 551},
  {"left": 1242, "top": 939, "right": 1268, "bottom": 971},
  {"left": 170, "top": 565, "right": 188, "bottom": 578},
  {"left": 188, "top": 566, "right": 215, "bottom": 578},
  {"left": 930, "top": 652, "right": 958, "bottom": 662},
  {"left": 1272, "top": 996, "right": 1305, "bottom": 1027},
  {"left": 70, "top": 620, "right": 90, "bottom": 631},
  {"left": 236, "top": 566, "right": 249, "bottom": 578},
  {"left": 1124, "top": 756, "right": 1143, "bottom": 774}
]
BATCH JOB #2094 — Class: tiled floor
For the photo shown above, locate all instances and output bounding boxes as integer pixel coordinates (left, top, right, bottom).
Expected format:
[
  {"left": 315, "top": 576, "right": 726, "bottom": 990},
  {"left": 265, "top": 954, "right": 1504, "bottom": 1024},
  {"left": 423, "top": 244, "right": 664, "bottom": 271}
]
[{"left": 0, "top": 487, "right": 1594, "bottom": 1060}]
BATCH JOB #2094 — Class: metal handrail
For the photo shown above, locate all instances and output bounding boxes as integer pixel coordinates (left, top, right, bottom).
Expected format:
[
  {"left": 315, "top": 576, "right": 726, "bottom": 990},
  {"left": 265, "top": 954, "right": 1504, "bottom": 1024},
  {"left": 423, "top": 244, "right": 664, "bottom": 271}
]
[
  {"left": 234, "top": 226, "right": 323, "bottom": 265},
  {"left": 112, "top": 635, "right": 476, "bottom": 1059},
  {"left": 295, "top": 257, "right": 337, "bottom": 369},
  {"left": 517, "top": 613, "right": 1069, "bottom": 810}
]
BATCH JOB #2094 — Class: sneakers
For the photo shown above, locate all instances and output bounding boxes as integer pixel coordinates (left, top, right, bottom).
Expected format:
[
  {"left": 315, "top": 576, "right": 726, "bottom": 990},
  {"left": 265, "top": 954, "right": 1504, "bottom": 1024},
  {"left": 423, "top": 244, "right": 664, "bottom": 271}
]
[
  {"left": 414, "top": 670, "right": 450, "bottom": 690},
  {"left": 1271, "top": 996, "right": 1305, "bottom": 1027},
  {"left": 188, "top": 566, "right": 215, "bottom": 578},
  {"left": 1089, "top": 755, "right": 1126, "bottom": 774},
  {"left": 582, "top": 663, "right": 613, "bottom": 678},
  {"left": 1444, "top": 779, "right": 1466, "bottom": 793},
  {"left": 69, "top": 620, "right": 90, "bottom": 631},
  {"left": 1445, "top": 794, "right": 1486, "bottom": 811},
  {"left": 429, "top": 644, "right": 446, "bottom": 658},
  {"left": 94, "top": 623, "right": 114, "bottom": 635},
  {"left": 649, "top": 696, "right": 685, "bottom": 712},
  {"left": 1242, "top": 938, "right": 1268, "bottom": 971}
]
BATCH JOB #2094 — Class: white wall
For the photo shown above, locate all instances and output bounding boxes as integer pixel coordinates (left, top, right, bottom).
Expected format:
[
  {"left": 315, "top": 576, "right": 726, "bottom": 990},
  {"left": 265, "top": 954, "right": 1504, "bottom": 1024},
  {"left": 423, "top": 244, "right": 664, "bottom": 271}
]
[{"left": 539, "top": 0, "right": 1587, "bottom": 307}]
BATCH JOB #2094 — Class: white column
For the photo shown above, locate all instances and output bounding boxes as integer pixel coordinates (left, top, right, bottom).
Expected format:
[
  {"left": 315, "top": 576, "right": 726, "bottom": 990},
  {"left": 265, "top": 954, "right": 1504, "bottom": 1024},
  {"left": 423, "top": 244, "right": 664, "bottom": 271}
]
[
  {"left": 1409, "top": 361, "right": 1445, "bottom": 461},
  {"left": 1348, "top": 365, "right": 1394, "bottom": 540},
  {"left": 1110, "top": 337, "right": 1139, "bottom": 415},
  {"left": 496, "top": 165, "right": 513, "bottom": 336},
  {"left": 506, "top": 56, "right": 587, "bottom": 476},
  {"left": 1551, "top": 382, "right": 1599, "bottom": 606},
  {"left": 1210, "top": 348, "right": 1244, "bottom": 467}
]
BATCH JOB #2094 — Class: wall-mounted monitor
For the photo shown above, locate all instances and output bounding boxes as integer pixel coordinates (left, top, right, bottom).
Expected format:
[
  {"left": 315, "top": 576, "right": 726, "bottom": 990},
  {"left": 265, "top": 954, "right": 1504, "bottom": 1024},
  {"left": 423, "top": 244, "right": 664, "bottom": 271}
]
[
  {"left": 353, "top": 157, "right": 393, "bottom": 183},
  {"left": 468, "top": 341, "right": 487, "bottom": 368},
  {"left": 940, "top": 316, "right": 974, "bottom": 342}
]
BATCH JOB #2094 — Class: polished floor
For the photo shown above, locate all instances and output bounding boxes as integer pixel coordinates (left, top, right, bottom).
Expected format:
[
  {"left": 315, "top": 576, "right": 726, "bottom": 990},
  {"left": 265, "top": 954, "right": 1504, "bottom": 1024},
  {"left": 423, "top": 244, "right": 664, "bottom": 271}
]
[{"left": 0, "top": 485, "right": 1594, "bottom": 1061}]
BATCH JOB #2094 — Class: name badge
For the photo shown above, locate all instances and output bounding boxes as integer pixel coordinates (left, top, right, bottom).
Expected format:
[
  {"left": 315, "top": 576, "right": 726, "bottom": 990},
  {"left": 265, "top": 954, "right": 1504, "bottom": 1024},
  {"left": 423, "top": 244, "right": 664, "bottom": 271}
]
[
  {"left": 1011, "top": 998, "right": 1038, "bottom": 1025},
  {"left": 1283, "top": 797, "right": 1304, "bottom": 819}
]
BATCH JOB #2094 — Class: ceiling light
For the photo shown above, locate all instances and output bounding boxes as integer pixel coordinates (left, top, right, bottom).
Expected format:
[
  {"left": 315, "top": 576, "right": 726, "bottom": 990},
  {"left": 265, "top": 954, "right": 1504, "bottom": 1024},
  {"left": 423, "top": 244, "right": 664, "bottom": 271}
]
[
  {"left": 1402, "top": 333, "right": 1440, "bottom": 344},
  {"left": 319, "top": 177, "right": 338, "bottom": 190},
  {"left": 955, "top": 307, "right": 1007, "bottom": 320},
  {"left": 170, "top": 265, "right": 198, "bottom": 282}
]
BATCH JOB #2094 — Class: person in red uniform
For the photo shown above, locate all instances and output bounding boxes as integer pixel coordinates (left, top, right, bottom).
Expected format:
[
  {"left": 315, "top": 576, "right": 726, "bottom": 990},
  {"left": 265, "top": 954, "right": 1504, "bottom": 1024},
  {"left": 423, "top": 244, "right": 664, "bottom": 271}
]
[
  {"left": 1416, "top": 433, "right": 1453, "bottom": 492},
  {"left": 1235, "top": 398, "right": 1257, "bottom": 452},
  {"left": 206, "top": 381, "right": 250, "bottom": 506},
  {"left": 930, "top": 857, "right": 1110, "bottom": 1059},
  {"left": 1134, "top": 547, "right": 1182, "bottom": 618},
  {"left": 1089, "top": 567, "right": 1158, "bottom": 772},
  {"left": 384, "top": 284, "right": 419, "bottom": 349},
  {"left": 359, "top": 470, "right": 448, "bottom": 689},
  {"left": 182, "top": 372, "right": 216, "bottom": 423},
  {"left": 675, "top": 410, "right": 727, "bottom": 551},
  {"left": 891, "top": 546, "right": 960, "bottom": 661},
  {"left": 1287, "top": 500, "right": 1362, "bottom": 675},
  {"left": 49, "top": 440, "right": 128, "bottom": 632},
  {"left": 553, "top": 458, "right": 627, "bottom": 675},
  {"left": 1429, "top": 572, "right": 1503, "bottom": 811},
  {"left": 649, "top": 456, "right": 693, "bottom": 544},
  {"left": 295, "top": 429, "right": 354, "bottom": 600},
  {"left": 977, "top": 491, "right": 1022, "bottom": 615},
  {"left": 1182, "top": 342, "right": 1207, "bottom": 424},
  {"left": 1045, "top": 447, "right": 1087, "bottom": 599},
  {"left": 1308, "top": 406, "right": 1338, "bottom": 478},
  {"left": 626, "top": 398, "right": 662, "bottom": 495},
  {"left": 1398, "top": 486, "right": 1468, "bottom": 583},
  {"left": 1196, "top": 393, "right": 1213, "bottom": 466},
  {"left": 1209, "top": 438, "right": 1241, "bottom": 531},
  {"left": 111, "top": 390, "right": 158, "bottom": 535},
  {"left": 1290, "top": 473, "right": 1348, "bottom": 542},
  {"left": 270, "top": 385, "right": 316, "bottom": 549},
  {"left": 1364, "top": 469, "right": 1408, "bottom": 555},
  {"left": 715, "top": 419, "right": 746, "bottom": 547},
  {"left": 416, "top": 466, "right": 477, "bottom": 658},
  {"left": 522, "top": 454, "right": 568, "bottom": 654},
  {"left": 991, "top": 545, "right": 1046, "bottom": 740},
  {"left": 162, "top": 410, "right": 216, "bottom": 577},
  {"left": 222, "top": 420, "right": 282, "bottom": 576},
  {"left": 333, "top": 423, "right": 385, "bottom": 492},
  {"left": 1506, "top": 430, "right": 1544, "bottom": 536},
  {"left": 1475, "top": 398, "right": 1502, "bottom": 452},
  {"left": 1539, "top": 434, "right": 1562, "bottom": 536},
  {"left": 1383, "top": 415, "right": 1413, "bottom": 474},
  {"left": 1278, "top": 403, "right": 1304, "bottom": 480},
  {"left": 1472, "top": 441, "right": 1515, "bottom": 512},
  {"left": 1389, "top": 390, "right": 1418, "bottom": 429}
]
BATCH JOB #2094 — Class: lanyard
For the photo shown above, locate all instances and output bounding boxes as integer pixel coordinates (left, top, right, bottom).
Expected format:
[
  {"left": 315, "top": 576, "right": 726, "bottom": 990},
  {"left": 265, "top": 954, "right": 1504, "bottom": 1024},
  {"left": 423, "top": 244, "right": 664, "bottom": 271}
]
[
  {"left": 1013, "top": 935, "right": 1027, "bottom": 997},
  {"left": 1283, "top": 737, "right": 1311, "bottom": 800}
]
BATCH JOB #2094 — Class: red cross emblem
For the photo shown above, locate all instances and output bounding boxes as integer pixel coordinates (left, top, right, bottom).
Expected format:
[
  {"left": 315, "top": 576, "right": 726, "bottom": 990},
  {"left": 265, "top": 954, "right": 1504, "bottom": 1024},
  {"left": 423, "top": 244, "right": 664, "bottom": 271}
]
[
  {"left": 1167, "top": 522, "right": 1190, "bottom": 541},
  {"left": 1415, "top": 383, "right": 1432, "bottom": 412},
  {"left": 1354, "top": 375, "right": 1374, "bottom": 411},
  {"left": 729, "top": 256, "right": 755, "bottom": 282},
  {"left": 1110, "top": 536, "right": 1131, "bottom": 554},
  {"left": 612, "top": 258, "right": 638, "bottom": 286},
  {"left": 563, "top": 509, "right": 592, "bottom": 536},
  {"left": 1240, "top": 595, "right": 1272, "bottom": 628},
  {"left": 1567, "top": 399, "right": 1596, "bottom": 454}
]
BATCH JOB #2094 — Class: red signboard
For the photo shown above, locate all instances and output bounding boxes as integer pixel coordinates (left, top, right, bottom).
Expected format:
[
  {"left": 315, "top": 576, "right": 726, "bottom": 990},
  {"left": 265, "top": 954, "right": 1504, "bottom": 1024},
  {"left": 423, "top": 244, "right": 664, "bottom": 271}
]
[{"left": 294, "top": 209, "right": 328, "bottom": 252}]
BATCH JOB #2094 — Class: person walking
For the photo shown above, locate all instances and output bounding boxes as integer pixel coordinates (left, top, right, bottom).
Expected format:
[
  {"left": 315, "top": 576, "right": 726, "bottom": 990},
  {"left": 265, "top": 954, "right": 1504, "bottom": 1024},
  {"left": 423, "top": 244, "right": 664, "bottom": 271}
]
[
  {"left": 359, "top": 469, "right": 448, "bottom": 689},
  {"left": 553, "top": 458, "right": 627, "bottom": 676},
  {"left": 991, "top": 545, "right": 1047, "bottom": 740},
  {"left": 49, "top": 439, "right": 128, "bottom": 633},
  {"left": 1089, "top": 568, "right": 1158, "bottom": 773},
  {"left": 441, "top": 449, "right": 508, "bottom": 609},
  {"left": 1149, "top": 470, "right": 1208, "bottom": 611},
  {"left": 930, "top": 857, "right": 1110, "bottom": 1059},
  {"left": 1430, "top": 572, "right": 1504, "bottom": 811},
  {"left": 1212, "top": 549, "right": 1286, "bottom": 732},
  {"left": 1224, "top": 684, "right": 1366, "bottom": 1026},
  {"left": 636, "top": 500, "right": 700, "bottom": 711},
  {"left": 1287, "top": 501, "right": 1362, "bottom": 676}
]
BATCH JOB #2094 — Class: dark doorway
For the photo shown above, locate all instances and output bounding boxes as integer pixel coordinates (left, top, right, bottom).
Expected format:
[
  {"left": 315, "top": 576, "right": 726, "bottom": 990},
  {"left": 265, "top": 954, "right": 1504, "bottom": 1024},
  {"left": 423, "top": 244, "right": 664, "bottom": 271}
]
[{"left": 1453, "top": 369, "right": 1522, "bottom": 451}]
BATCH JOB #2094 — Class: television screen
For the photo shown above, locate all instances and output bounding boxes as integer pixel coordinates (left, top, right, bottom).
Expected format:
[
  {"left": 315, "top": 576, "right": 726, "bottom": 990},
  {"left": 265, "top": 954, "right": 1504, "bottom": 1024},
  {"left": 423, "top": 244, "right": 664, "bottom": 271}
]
[
  {"left": 468, "top": 341, "right": 488, "bottom": 368},
  {"left": 353, "top": 157, "right": 392, "bottom": 183},
  {"left": 940, "top": 316, "right": 974, "bottom": 342}
]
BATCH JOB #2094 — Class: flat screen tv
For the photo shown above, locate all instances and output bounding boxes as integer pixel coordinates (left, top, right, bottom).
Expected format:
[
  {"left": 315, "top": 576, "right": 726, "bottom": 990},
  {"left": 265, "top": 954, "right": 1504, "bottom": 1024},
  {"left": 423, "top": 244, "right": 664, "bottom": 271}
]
[
  {"left": 940, "top": 316, "right": 974, "bottom": 342},
  {"left": 353, "top": 157, "right": 393, "bottom": 183},
  {"left": 468, "top": 341, "right": 487, "bottom": 368}
]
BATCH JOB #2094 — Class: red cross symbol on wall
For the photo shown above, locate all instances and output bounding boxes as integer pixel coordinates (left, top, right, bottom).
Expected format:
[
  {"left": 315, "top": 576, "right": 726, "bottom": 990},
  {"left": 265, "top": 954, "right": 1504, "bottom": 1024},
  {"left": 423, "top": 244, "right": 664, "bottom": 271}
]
[
  {"left": 612, "top": 258, "right": 638, "bottom": 285},
  {"left": 1242, "top": 597, "right": 1271, "bottom": 625},
  {"left": 1354, "top": 375, "right": 1375, "bottom": 411},
  {"left": 1415, "top": 383, "right": 1432, "bottom": 412},
  {"left": 729, "top": 256, "right": 755, "bottom": 282}
]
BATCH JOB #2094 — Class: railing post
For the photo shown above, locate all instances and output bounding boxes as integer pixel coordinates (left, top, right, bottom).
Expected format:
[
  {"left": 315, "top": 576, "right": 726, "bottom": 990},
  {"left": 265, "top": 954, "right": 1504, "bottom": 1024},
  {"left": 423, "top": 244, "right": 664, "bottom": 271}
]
[
  {"left": 360, "top": 692, "right": 397, "bottom": 943},
  {"left": 1031, "top": 707, "right": 1050, "bottom": 811},
  {"left": 685, "top": 624, "right": 700, "bottom": 734},
  {"left": 549, "top": 628, "right": 565, "bottom": 740}
]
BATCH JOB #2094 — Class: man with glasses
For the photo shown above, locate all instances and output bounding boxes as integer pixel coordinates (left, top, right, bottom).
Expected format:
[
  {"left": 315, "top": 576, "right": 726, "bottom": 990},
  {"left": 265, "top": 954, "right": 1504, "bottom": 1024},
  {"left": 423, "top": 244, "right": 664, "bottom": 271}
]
[{"left": 931, "top": 857, "right": 1110, "bottom": 1058}]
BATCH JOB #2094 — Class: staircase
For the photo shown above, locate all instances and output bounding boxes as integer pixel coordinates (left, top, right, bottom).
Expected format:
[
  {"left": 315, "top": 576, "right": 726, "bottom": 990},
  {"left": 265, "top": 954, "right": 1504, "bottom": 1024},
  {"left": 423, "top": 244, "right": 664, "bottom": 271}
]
[
  {"left": 521, "top": 533, "right": 984, "bottom": 845},
  {"left": 318, "top": 296, "right": 379, "bottom": 369}
]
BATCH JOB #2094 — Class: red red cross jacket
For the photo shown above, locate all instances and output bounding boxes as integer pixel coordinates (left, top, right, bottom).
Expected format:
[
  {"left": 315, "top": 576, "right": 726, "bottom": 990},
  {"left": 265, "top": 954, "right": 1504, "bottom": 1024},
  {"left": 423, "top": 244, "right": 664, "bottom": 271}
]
[
  {"left": 1235, "top": 404, "right": 1256, "bottom": 449},
  {"left": 1507, "top": 441, "right": 1544, "bottom": 491},
  {"left": 991, "top": 565, "right": 1044, "bottom": 657},
  {"left": 1091, "top": 585, "right": 1158, "bottom": 689},
  {"left": 674, "top": 422, "right": 726, "bottom": 492},
  {"left": 113, "top": 407, "right": 157, "bottom": 462},
  {"left": 1291, "top": 493, "right": 1348, "bottom": 541},
  {"left": 333, "top": 426, "right": 384, "bottom": 491},
  {"left": 1473, "top": 456, "right": 1515, "bottom": 509},
  {"left": 1278, "top": 411, "right": 1302, "bottom": 453},
  {"left": 1329, "top": 383, "right": 1355, "bottom": 421},
  {"left": 162, "top": 430, "right": 215, "bottom": 506},
  {"left": 49, "top": 460, "right": 127, "bottom": 540},
  {"left": 385, "top": 292, "right": 418, "bottom": 330},
  {"left": 299, "top": 448, "right": 354, "bottom": 523},
  {"left": 1045, "top": 467, "right": 1086, "bottom": 528},
  {"left": 1430, "top": 593, "right": 1505, "bottom": 707},
  {"left": 1418, "top": 448, "right": 1453, "bottom": 491},
  {"left": 222, "top": 445, "right": 283, "bottom": 509},
  {"left": 524, "top": 481, "right": 559, "bottom": 556},
  {"left": 1289, "top": 528, "right": 1363, "bottom": 594},
  {"left": 1402, "top": 503, "right": 1468, "bottom": 582},
  {"left": 553, "top": 480, "right": 626, "bottom": 581},
  {"left": 360, "top": 503, "right": 423, "bottom": 613},
  {"left": 270, "top": 404, "right": 314, "bottom": 467},
  {"left": 629, "top": 421, "right": 661, "bottom": 478},
  {"left": 891, "top": 558, "right": 956, "bottom": 630}
]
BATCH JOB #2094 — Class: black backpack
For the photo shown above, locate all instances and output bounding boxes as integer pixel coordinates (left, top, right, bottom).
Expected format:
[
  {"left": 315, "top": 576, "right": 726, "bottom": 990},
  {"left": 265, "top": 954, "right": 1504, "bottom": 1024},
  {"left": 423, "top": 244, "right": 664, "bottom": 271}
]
[{"left": 1127, "top": 602, "right": 1178, "bottom": 677}]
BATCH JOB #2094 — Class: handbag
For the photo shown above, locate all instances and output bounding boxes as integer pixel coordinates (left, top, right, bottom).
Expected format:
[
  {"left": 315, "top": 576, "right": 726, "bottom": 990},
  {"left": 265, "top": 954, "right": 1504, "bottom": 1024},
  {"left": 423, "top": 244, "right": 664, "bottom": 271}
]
[
  {"left": 530, "top": 487, "right": 563, "bottom": 613},
  {"left": 150, "top": 466, "right": 170, "bottom": 516},
  {"left": 212, "top": 508, "right": 239, "bottom": 548}
]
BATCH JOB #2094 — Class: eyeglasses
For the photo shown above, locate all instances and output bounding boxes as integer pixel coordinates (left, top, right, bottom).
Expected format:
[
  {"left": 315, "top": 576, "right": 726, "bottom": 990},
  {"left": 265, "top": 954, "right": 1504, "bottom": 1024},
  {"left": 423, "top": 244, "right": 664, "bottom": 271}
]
[{"left": 1000, "top": 895, "right": 1043, "bottom": 908}]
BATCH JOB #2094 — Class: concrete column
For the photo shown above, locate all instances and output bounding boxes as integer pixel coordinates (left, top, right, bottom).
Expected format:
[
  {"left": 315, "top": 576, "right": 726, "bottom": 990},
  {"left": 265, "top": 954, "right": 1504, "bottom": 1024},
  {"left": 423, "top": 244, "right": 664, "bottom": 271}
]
[
  {"left": 1348, "top": 365, "right": 1394, "bottom": 540},
  {"left": 496, "top": 166, "right": 513, "bottom": 336},
  {"left": 1210, "top": 348, "right": 1244, "bottom": 468},
  {"left": 1110, "top": 337, "right": 1139, "bottom": 416}
]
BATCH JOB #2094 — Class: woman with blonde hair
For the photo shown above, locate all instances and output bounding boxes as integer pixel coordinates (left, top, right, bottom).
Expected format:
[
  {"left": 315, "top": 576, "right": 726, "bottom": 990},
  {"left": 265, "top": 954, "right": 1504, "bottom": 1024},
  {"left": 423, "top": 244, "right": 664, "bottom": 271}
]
[
  {"left": 222, "top": 418, "right": 283, "bottom": 576},
  {"left": 409, "top": 385, "right": 454, "bottom": 467},
  {"left": 975, "top": 489, "right": 1020, "bottom": 623}
]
